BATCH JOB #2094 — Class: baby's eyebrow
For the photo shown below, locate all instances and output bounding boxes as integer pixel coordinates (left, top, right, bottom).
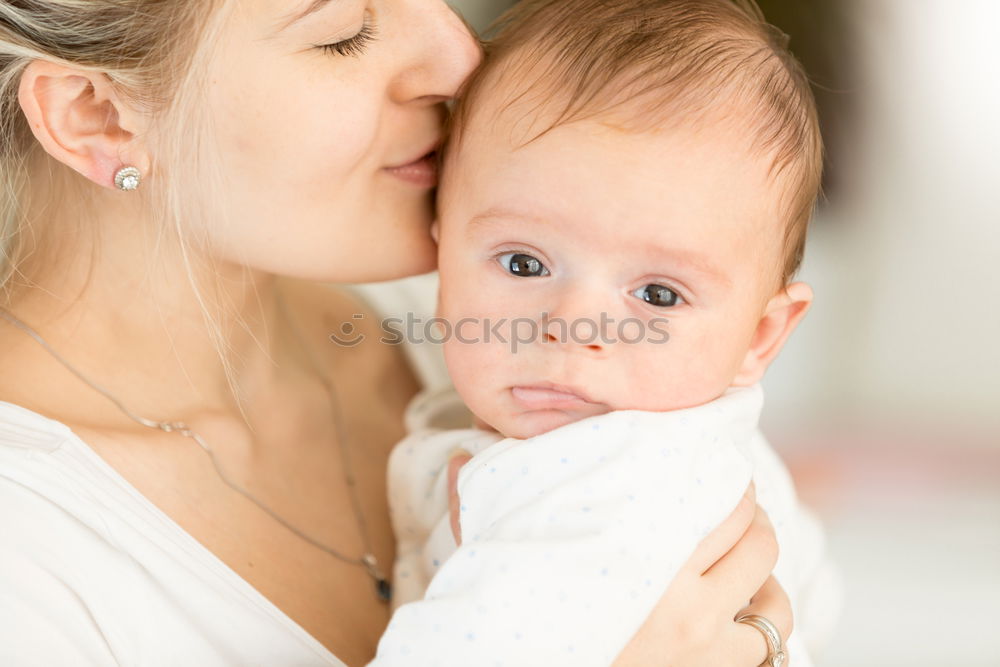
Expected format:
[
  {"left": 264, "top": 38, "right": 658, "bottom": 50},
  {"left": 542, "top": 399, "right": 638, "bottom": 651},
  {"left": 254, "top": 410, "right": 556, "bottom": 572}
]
[
  {"left": 468, "top": 206, "right": 547, "bottom": 229},
  {"left": 647, "top": 247, "right": 731, "bottom": 287},
  {"left": 469, "top": 206, "right": 731, "bottom": 287}
]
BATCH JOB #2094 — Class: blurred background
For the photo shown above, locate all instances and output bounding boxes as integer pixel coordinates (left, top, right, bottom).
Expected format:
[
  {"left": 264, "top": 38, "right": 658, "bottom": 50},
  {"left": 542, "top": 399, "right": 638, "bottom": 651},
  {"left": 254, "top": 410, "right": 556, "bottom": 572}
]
[{"left": 366, "top": 1, "right": 1000, "bottom": 664}]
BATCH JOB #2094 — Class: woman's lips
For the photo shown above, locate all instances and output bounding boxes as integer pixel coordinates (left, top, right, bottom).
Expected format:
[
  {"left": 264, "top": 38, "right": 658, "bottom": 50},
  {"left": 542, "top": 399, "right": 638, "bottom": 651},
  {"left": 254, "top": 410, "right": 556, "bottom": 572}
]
[
  {"left": 510, "top": 384, "right": 598, "bottom": 411},
  {"left": 384, "top": 151, "right": 438, "bottom": 188}
]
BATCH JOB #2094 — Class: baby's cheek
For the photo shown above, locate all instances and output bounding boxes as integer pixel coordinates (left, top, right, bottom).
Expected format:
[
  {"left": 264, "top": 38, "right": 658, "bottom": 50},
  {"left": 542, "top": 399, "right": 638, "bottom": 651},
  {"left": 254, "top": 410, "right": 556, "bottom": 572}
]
[
  {"left": 615, "top": 340, "right": 723, "bottom": 411},
  {"left": 443, "top": 337, "right": 503, "bottom": 419},
  {"left": 442, "top": 336, "right": 475, "bottom": 390}
]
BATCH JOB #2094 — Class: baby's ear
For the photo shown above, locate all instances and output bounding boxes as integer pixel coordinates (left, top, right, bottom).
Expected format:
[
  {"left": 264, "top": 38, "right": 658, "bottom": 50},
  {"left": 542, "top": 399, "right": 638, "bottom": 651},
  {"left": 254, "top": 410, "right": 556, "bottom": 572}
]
[
  {"left": 430, "top": 220, "right": 440, "bottom": 244},
  {"left": 732, "top": 282, "right": 813, "bottom": 386}
]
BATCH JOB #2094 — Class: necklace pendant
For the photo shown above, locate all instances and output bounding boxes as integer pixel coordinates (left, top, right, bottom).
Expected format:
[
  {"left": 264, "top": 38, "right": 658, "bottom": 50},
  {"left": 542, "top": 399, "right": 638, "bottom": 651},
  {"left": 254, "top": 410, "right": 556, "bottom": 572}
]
[
  {"left": 376, "top": 577, "right": 392, "bottom": 603},
  {"left": 362, "top": 553, "right": 392, "bottom": 603}
]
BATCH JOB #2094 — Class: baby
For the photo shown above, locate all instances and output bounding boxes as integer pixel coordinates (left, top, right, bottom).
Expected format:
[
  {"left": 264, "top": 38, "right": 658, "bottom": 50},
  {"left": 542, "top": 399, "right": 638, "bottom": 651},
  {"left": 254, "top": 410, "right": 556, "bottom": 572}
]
[{"left": 374, "top": 0, "right": 839, "bottom": 664}]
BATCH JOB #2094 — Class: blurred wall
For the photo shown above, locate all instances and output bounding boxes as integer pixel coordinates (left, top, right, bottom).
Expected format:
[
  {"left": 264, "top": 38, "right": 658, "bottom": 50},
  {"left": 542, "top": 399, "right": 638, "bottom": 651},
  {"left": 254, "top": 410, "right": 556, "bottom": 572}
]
[
  {"left": 841, "top": 0, "right": 1000, "bottom": 428},
  {"left": 764, "top": 0, "right": 1000, "bottom": 437},
  {"left": 447, "top": 0, "right": 515, "bottom": 32}
]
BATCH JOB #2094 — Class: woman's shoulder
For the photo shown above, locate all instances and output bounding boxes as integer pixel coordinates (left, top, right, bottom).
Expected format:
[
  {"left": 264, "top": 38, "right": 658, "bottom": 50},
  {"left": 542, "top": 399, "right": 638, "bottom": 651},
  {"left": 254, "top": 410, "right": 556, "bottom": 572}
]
[
  {"left": 0, "top": 464, "right": 123, "bottom": 664},
  {"left": 0, "top": 400, "right": 71, "bottom": 451},
  {"left": 0, "top": 403, "right": 124, "bottom": 549},
  {"left": 0, "top": 419, "right": 122, "bottom": 654},
  {"left": 0, "top": 451, "right": 345, "bottom": 667},
  {"left": 0, "top": 403, "right": 348, "bottom": 666}
]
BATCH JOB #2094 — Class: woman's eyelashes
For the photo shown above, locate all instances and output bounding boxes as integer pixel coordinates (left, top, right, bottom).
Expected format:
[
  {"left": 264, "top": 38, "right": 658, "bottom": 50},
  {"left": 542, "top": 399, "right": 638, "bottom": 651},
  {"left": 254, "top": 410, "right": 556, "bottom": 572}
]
[
  {"left": 318, "top": 18, "right": 376, "bottom": 57},
  {"left": 497, "top": 252, "right": 550, "bottom": 278},
  {"left": 633, "top": 284, "right": 684, "bottom": 308}
]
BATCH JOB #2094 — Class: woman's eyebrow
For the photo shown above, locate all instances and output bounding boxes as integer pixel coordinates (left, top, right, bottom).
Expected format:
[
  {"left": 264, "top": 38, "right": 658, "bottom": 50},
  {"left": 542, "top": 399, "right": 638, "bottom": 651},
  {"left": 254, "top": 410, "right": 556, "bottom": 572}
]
[{"left": 279, "top": 0, "right": 335, "bottom": 32}]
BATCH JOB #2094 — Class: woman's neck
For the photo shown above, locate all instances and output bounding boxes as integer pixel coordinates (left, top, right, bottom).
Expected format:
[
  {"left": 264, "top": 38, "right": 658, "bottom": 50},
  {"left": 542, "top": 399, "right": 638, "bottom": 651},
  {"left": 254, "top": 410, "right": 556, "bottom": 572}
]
[{"left": 0, "top": 189, "right": 296, "bottom": 428}]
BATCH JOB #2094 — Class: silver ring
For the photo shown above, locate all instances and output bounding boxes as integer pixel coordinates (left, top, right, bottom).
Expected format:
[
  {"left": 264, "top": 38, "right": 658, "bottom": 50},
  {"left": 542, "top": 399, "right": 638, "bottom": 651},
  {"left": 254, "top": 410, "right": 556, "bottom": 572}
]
[{"left": 735, "top": 613, "right": 787, "bottom": 667}]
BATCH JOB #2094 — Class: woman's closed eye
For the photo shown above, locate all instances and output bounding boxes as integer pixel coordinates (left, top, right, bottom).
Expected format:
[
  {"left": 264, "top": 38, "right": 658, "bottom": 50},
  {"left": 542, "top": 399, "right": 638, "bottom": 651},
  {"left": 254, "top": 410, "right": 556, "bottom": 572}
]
[
  {"left": 634, "top": 284, "right": 684, "bottom": 308},
  {"left": 318, "top": 17, "right": 377, "bottom": 57},
  {"left": 497, "top": 252, "right": 550, "bottom": 278}
]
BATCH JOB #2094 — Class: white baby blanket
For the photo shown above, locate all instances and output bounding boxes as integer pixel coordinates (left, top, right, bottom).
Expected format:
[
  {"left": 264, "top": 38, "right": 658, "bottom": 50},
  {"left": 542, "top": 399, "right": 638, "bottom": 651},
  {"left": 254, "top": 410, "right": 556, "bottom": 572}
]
[{"left": 372, "top": 384, "right": 833, "bottom": 666}]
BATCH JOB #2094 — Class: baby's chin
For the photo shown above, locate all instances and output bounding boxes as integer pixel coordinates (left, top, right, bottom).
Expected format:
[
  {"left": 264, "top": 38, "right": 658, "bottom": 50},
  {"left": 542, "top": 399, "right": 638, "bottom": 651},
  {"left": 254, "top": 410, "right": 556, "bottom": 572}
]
[{"left": 487, "top": 409, "right": 600, "bottom": 440}]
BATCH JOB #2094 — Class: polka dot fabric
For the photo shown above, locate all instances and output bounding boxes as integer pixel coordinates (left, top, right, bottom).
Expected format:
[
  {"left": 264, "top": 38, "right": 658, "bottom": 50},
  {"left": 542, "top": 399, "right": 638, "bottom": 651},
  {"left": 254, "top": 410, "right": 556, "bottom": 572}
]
[{"left": 374, "top": 384, "right": 830, "bottom": 666}]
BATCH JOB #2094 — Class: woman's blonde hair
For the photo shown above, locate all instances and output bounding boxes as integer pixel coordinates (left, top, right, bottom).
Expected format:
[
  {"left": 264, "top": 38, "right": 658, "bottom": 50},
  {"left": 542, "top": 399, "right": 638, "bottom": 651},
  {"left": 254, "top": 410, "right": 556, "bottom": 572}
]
[{"left": 0, "top": 1, "right": 264, "bottom": 410}]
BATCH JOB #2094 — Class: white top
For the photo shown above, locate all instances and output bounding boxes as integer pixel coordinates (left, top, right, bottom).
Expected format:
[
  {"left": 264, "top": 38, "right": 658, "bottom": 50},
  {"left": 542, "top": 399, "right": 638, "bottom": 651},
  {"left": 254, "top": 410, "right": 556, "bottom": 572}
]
[
  {"left": 0, "top": 278, "right": 454, "bottom": 666},
  {"left": 0, "top": 400, "right": 348, "bottom": 667},
  {"left": 376, "top": 384, "right": 841, "bottom": 666}
]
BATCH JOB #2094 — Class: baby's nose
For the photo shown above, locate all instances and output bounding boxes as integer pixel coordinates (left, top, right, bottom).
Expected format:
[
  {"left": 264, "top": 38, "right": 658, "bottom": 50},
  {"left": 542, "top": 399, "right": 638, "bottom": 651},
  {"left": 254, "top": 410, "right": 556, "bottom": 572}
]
[
  {"left": 540, "top": 312, "right": 611, "bottom": 353},
  {"left": 541, "top": 329, "right": 604, "bottom": 352},
  {"left": 537, "top": 283, "right": 623, "bottom": 353}
]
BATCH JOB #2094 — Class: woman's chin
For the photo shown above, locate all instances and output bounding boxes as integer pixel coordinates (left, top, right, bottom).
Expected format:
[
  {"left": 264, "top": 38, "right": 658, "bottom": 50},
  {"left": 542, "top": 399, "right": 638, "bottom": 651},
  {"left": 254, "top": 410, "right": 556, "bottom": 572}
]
[
  {"left": 305, "top": 240, "right": 438, "bottom": 284},
  {"left": 354, "top": 223, "right": 440, "bottom": 282},
  {"left": 362, "top": 246, "right": 438, "bottom": 283}
]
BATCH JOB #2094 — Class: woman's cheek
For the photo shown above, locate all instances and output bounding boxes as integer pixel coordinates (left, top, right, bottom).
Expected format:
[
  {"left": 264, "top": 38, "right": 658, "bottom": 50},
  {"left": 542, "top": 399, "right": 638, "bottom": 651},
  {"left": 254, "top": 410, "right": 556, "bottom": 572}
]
[{"left": 288, "top": 104, "right": 377, "bottom": 188}]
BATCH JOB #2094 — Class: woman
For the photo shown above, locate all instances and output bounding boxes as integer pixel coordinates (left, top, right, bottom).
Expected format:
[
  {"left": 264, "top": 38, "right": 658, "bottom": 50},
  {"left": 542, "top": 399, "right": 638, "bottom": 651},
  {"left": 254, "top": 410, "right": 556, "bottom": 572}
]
[{"left": 0, "top": 0, "right": 790, "bottom": 665}]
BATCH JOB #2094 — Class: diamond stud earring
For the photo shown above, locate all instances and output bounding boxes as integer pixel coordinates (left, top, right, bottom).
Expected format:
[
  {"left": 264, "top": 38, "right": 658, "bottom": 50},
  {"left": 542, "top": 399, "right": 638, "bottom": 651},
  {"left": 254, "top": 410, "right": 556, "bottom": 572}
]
[{"left": 114, "top": 166, "right": 141, "bottom": 191}]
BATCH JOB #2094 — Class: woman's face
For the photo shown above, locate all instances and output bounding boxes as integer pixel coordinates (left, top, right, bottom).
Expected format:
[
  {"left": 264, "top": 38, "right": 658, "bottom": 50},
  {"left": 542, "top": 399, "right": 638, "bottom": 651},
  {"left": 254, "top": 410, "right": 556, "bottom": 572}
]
[{"left": 202, "top": 0, "right": 480, "bottom": 282}]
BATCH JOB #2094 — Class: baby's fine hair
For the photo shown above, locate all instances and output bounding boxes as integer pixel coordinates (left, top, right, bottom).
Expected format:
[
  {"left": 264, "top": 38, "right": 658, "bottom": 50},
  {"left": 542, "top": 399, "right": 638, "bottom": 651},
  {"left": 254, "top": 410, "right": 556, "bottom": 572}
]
[{"left": 450, "top": 0, "right": 823, "bottom": 287}]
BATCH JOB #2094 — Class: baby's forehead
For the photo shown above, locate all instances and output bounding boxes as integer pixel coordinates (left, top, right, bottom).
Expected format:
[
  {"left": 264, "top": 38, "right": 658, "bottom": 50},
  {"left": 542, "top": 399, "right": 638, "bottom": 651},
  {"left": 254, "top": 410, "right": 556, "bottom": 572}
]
[
  {"left": 449, "top": 73, "right": 795, "bottom": 259},
  {"left": 448, "top": 49, "right": 783, "bottom": 185},
  {"left": 449, "top": 85, "right": 784, "bottom": 204},
  {"left": 446, "top": 113, "right": 788, "bottom": 268}
]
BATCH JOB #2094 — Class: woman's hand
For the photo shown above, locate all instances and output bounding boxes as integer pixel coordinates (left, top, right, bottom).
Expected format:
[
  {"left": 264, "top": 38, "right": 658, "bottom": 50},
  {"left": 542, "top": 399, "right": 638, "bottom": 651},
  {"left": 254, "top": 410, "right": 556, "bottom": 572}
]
[
  {"left": 447, "top": 451, "right": 473, "bottom": 545},
  {"left": 448, "top": 454, "right": 789, "bottom": 666},
  {"left": 611, "top": 483, "right": 793, "bottom": 666}
]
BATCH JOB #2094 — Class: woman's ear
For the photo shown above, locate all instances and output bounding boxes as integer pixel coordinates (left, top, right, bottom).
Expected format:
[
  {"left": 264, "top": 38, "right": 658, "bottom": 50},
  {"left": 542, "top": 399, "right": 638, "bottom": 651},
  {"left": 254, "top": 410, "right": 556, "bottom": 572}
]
[
  {"left": 732, "top": 281, "right": 813, "bottom": 386},
  {"left": 18, "top": 60, "right": 150, "bottom": 189}
]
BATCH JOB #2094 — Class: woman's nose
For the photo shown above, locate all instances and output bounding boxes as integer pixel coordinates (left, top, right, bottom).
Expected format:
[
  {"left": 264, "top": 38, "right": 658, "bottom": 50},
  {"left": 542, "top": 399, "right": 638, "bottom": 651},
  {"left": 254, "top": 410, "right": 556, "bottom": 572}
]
[{"left": 391, "top": 0, "right": 483, "bottom": 105}]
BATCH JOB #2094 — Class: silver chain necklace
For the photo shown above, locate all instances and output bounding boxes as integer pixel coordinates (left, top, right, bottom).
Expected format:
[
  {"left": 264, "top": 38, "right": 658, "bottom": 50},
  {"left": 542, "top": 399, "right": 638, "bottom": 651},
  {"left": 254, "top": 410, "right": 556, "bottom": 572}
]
[{"left": 0, "top": 300, "right": 392, "bottom": 603}]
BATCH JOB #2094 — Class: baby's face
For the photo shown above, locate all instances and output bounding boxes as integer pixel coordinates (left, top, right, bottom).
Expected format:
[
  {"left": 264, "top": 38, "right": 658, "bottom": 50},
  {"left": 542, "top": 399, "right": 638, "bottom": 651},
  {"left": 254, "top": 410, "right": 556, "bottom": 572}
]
[{"left": 437, "top": 112, "right": 793, "bottom": 439}]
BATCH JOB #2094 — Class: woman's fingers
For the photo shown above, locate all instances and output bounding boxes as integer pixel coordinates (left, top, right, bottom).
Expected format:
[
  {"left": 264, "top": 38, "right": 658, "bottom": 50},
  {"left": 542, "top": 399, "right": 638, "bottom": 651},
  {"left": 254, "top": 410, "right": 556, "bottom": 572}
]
[
  {"left": 702, "top": 501, "right": 780, "bottom": 604},
  {"left": 683, "top": 482, "right": 757, "bottom": 577},
  {"left": 733, "top": 576, "right": 794, "bottom": 665},
  {"left": 612, "top": 485, "right": 792, "bottom": 667},
  {"left": 447, "top": 452, "right": 473, "bottom": 546},
  {"left": 614, "top": 482, "right": 792, "bottom": 667}
]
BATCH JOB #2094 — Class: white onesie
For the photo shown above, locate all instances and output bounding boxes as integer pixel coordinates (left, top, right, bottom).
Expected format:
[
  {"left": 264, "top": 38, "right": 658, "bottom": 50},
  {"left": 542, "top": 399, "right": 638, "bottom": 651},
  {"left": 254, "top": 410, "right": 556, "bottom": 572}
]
[{"left": 372, "top": 383, "right": 839, "bottom": 667}]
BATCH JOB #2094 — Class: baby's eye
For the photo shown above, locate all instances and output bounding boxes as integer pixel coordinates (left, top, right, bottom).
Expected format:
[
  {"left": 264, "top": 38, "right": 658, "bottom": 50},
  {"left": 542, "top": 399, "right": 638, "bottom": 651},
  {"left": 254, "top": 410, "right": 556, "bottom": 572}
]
[
  {"left": 634, "top": 284, "right": 683, "bottom": 308},
  {"left": 497, "top": 252, "right": 550, "bottom": 278}
]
